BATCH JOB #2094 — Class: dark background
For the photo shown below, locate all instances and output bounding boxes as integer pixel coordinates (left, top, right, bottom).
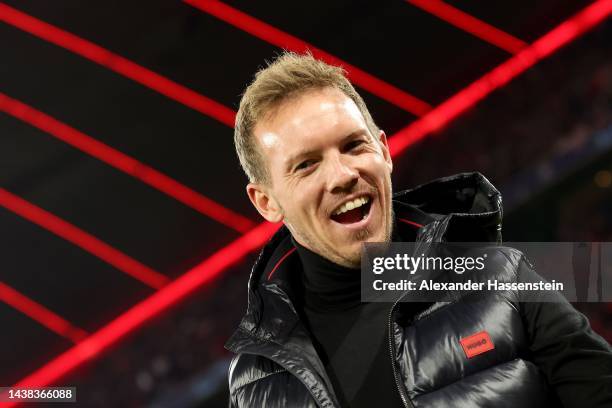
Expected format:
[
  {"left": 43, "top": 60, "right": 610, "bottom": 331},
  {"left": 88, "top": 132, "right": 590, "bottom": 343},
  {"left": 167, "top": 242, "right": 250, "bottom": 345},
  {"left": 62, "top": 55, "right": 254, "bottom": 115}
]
[{"left": 1, "top": 1, "right": 610, "bottom": 406}]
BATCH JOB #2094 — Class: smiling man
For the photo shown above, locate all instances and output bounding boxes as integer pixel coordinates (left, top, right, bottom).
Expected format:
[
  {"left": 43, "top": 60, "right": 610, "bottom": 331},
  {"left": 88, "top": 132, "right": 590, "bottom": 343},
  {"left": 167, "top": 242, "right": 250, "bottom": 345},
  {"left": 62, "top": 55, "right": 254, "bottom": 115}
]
[
  {"left": 245, "top": 85, "right": 393, "bottom": 267},
  {"left": 225, "top": 52, "right": 612, "bottom": 408}
]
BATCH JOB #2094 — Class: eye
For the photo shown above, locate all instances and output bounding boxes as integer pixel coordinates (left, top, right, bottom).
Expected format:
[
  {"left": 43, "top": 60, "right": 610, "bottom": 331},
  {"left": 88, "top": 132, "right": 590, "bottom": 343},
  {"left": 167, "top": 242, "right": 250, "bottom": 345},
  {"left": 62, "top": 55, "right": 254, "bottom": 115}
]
[
  {"left": 295, "top": 159, "right": 316, "bottom": 172},
  {"left": 344, "top": 139, "right": 366, "bottom": 152}
]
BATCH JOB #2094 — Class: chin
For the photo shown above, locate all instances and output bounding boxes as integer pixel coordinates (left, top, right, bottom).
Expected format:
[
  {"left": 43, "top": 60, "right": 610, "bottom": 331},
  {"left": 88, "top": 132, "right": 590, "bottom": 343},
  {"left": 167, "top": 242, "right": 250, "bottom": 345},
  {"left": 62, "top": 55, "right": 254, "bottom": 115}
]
[{"left": 343, "top": 246, "right": 365, "bottom": 266}]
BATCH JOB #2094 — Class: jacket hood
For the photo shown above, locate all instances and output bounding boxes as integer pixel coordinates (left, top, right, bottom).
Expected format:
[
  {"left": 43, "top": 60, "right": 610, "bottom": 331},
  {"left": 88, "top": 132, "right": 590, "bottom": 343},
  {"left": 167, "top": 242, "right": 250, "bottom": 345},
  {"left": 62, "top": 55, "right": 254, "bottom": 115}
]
[
  {"left": 226, "top": 172, "right": 503, "bottom": 349},
  {"left": 394, "top": 171, "right": 503, "bottom": 243}
]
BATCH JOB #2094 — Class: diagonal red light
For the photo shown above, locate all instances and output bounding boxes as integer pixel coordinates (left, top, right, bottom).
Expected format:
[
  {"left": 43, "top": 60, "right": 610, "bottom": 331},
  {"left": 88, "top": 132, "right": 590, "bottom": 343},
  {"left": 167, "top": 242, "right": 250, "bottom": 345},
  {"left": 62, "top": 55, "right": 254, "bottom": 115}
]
[
  {"left": 406, "top": 0, "right": 527, "bottom": 54},
  {"left": 11, "top": 221, "right": 280, "bottom": 391},
  {"left": 0, "top": 93, "right": 255, "bottom": 234},
  {"left": 389, "top": 0, "right": 612, "bottom": 156},
  {"left": 183, "top": 0, "right": 432, "bottom": 117},
  {"left": 0, "top": 188, "right": 169, "bottom": 289},
  {"left": 0, "top": 281, "right": 88, "bottom": 344},
  {"left": 0, "top": 2, "right": 236, "bottom": 128},
  {"left": 9, "top": 0, "right": 612, "bottom": 398}
]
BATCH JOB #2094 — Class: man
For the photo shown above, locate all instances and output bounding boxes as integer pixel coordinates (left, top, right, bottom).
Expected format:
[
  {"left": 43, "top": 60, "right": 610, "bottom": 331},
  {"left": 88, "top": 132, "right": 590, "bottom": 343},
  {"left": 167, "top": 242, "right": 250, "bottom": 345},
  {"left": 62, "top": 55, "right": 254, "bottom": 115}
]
[{"left": 225, "top": 52, "right": 612, "bottom": 407}]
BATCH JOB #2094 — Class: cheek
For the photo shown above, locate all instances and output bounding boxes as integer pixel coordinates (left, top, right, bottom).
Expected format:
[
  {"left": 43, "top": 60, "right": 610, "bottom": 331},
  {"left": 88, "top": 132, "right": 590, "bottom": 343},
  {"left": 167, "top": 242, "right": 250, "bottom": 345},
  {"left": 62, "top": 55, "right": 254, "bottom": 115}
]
[
  {"left": 371, "top": 154, "right": 391, "bottom": 170},
  {"left": 281, "top": 194, "right": 317, "bottom": 224},
  {"left": 370, "top": 153, "right": 385, "bottom": 163},
  {"left": 359, "top": 154, "right": 391, "bottom": 181},
  {"left": 293, "top": 181, "right": 324, "bottom": 215}
]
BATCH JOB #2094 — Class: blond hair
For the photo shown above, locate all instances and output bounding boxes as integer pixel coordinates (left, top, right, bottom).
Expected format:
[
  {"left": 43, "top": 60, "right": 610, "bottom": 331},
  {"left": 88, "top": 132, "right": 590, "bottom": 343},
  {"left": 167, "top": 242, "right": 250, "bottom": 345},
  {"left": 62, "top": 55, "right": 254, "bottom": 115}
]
[{"left": 234, "top": 51, "right": 380, "bottom": 184}]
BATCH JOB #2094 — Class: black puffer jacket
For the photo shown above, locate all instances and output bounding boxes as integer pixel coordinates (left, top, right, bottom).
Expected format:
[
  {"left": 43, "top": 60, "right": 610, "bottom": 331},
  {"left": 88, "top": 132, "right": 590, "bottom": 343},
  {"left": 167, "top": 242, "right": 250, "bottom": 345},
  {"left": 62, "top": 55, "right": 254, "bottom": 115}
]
[{"left": 226, "top": 172, "right": 612, "bottom": 408}]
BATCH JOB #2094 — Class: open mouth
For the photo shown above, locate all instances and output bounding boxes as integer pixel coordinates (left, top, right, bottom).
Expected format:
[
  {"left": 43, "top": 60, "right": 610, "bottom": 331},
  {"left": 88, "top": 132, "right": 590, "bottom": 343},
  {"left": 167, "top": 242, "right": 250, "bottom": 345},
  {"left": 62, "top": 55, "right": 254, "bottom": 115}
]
[{"left": 330, "top": 196, "right": 372, "bottom": 225}]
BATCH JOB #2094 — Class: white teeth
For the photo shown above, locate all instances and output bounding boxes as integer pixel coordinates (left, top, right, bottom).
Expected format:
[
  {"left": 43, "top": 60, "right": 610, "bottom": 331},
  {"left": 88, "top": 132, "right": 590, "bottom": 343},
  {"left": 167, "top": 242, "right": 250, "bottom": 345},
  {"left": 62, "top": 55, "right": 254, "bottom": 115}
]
[{"left": 333, "top": 196, "right": 370, "bottom": 215}]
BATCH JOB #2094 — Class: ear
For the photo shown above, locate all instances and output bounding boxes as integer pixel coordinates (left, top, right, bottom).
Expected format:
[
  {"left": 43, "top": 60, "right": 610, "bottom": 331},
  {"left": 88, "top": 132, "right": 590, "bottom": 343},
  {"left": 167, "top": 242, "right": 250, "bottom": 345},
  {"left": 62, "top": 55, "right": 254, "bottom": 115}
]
[
  {"left": 377, "top": 130, "right": 393, "bottom": 173},
  {"left": 246, "top": 183, "right": 284, "bottom": 223}
]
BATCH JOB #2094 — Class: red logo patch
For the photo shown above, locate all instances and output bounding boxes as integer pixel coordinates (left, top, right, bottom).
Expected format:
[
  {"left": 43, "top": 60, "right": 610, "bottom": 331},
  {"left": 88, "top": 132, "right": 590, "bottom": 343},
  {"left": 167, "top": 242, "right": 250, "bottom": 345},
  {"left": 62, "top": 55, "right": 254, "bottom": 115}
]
[{"left": 460, "top": 331, "right": 494, "bottom": 358}]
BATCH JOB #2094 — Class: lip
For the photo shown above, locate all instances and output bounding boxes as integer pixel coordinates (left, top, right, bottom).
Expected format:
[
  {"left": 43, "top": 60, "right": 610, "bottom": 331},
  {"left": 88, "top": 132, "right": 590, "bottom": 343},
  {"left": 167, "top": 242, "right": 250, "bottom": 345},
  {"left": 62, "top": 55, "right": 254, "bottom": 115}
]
[
  {"left": 329, "top": 194, "right": 375, "bottom": 231},
  {"left": 330, "top": 193, "right": 373, "bottom": 217}
]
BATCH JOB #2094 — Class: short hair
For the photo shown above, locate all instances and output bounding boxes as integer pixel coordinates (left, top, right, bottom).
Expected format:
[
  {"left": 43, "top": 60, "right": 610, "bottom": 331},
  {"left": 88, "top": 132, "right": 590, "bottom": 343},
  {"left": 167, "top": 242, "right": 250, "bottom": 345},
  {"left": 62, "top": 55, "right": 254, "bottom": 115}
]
[{"left": 234, "top": 51, "right": 380, "bottom": 184}]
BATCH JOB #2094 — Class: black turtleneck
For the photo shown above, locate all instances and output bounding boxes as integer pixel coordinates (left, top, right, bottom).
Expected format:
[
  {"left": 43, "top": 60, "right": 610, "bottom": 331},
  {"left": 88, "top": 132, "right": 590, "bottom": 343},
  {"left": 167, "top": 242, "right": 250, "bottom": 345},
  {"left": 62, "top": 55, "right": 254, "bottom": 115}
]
[{"left": 292, "top": 238, "right": 405, "bottom": 408}]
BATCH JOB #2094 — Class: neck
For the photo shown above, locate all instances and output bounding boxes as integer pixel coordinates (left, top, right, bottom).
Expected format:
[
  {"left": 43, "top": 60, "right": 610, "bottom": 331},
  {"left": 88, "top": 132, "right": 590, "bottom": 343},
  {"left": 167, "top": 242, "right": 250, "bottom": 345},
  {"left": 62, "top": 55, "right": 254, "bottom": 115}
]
[{"left": 292, "top": 238, "right": 362, "bottom": 312}]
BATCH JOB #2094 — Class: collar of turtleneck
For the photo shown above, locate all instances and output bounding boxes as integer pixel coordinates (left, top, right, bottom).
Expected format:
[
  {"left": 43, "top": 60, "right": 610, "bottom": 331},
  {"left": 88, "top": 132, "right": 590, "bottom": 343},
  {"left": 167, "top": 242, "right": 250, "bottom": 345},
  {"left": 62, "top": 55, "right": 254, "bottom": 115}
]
[{"left": 291, "top": 237, "right": 363, "bottom": 312}]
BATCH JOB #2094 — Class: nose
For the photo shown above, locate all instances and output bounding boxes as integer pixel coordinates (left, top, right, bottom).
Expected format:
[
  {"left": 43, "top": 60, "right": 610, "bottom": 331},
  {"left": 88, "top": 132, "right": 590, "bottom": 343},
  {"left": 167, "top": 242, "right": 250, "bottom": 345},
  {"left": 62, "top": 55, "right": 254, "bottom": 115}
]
[{"left": 325, "top": 153, "right": 359, "bottom": 193}]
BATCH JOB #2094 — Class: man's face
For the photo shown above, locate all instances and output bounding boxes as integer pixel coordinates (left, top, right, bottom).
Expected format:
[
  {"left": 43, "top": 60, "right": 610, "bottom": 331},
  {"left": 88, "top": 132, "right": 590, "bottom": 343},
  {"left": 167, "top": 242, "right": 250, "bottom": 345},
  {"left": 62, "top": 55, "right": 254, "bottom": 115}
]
[{"left": 248, "top": 87, "right": 394, "bottom": 268}]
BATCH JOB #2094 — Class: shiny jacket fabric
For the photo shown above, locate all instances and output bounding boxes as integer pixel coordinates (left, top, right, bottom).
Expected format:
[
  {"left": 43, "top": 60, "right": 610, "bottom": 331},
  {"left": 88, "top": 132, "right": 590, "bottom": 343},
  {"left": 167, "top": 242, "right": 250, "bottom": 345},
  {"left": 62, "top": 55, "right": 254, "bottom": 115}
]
[{"left": 225, "top": 172, "right": 612, "bottom": 408}]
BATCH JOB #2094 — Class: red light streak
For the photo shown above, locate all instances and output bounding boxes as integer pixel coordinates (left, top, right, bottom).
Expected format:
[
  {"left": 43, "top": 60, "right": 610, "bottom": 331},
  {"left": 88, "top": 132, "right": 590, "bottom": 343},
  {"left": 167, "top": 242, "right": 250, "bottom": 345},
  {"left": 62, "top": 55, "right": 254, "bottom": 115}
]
[
  {"left": 0, "top": 188, "right": 169, "bottom": 289},
  {"left": 406, "top": 0, "right": 527, "bottom": 54},
  {"left": 389, "top": 0, "right": 612, "bottom": 156},
  {"left": 183, "top": 0, "right": 432, "bottom": 116},
  {"left": 10, "top": 221, "right": 280, "bottom": 391},
  {"left": 0, "top": 282, "right": 88, "bottom": 344},
  {"left": 0, "top": 93, "right": 255, "bottom": 234},
  {"left": 0, "top": 2, "right": 236, "bottom": 128}
]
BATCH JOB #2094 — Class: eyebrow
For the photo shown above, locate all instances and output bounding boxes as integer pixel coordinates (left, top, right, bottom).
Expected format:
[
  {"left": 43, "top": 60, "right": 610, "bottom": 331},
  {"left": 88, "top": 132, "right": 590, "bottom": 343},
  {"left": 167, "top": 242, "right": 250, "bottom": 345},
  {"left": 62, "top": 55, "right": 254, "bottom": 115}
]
[{"left": 284, "top": 129, "right": 369, "bottom": 172}]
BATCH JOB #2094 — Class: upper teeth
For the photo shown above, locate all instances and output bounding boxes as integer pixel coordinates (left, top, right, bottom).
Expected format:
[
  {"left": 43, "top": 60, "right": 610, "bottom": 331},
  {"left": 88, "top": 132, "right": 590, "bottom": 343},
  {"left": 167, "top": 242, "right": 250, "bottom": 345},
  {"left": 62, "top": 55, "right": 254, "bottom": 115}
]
[{"left": 333, "top": 196, "right": 370, "bottom": 215}]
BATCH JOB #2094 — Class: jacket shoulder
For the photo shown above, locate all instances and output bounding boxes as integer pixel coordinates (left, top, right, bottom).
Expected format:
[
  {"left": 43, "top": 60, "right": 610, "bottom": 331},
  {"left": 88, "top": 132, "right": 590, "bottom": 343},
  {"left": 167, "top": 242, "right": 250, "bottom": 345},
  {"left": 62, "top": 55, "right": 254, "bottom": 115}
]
[
  {"left": 436, "top": 245, "right": 526, "bottom": 270},
  {"left": 228, "top": 353, "right": 287, "bottom": 395},
  {"left": 477, "top": 245, "right": 529, "bottom": 277}
]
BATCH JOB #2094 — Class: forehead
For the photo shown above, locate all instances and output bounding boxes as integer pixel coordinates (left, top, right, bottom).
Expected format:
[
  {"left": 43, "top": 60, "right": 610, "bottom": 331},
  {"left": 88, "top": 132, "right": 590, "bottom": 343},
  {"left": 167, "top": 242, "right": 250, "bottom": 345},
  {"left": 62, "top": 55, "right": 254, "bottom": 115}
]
[{"left": 253, "top": 87, "right": 367, "bottom": 159}]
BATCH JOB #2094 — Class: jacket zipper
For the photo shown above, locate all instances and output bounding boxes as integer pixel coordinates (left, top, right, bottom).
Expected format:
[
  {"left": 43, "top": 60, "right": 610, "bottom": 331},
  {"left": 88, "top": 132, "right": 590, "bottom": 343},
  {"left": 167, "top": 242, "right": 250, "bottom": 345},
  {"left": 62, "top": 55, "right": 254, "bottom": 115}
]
[
  {"left": 387, "top": 228, "right": 438, "bottom": 408},
  {"left": 386, "top": 223, "right": 439, "bottom": 408},
  {"left": 388, "top": 298, "right": 414, "bottom": 408}
]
